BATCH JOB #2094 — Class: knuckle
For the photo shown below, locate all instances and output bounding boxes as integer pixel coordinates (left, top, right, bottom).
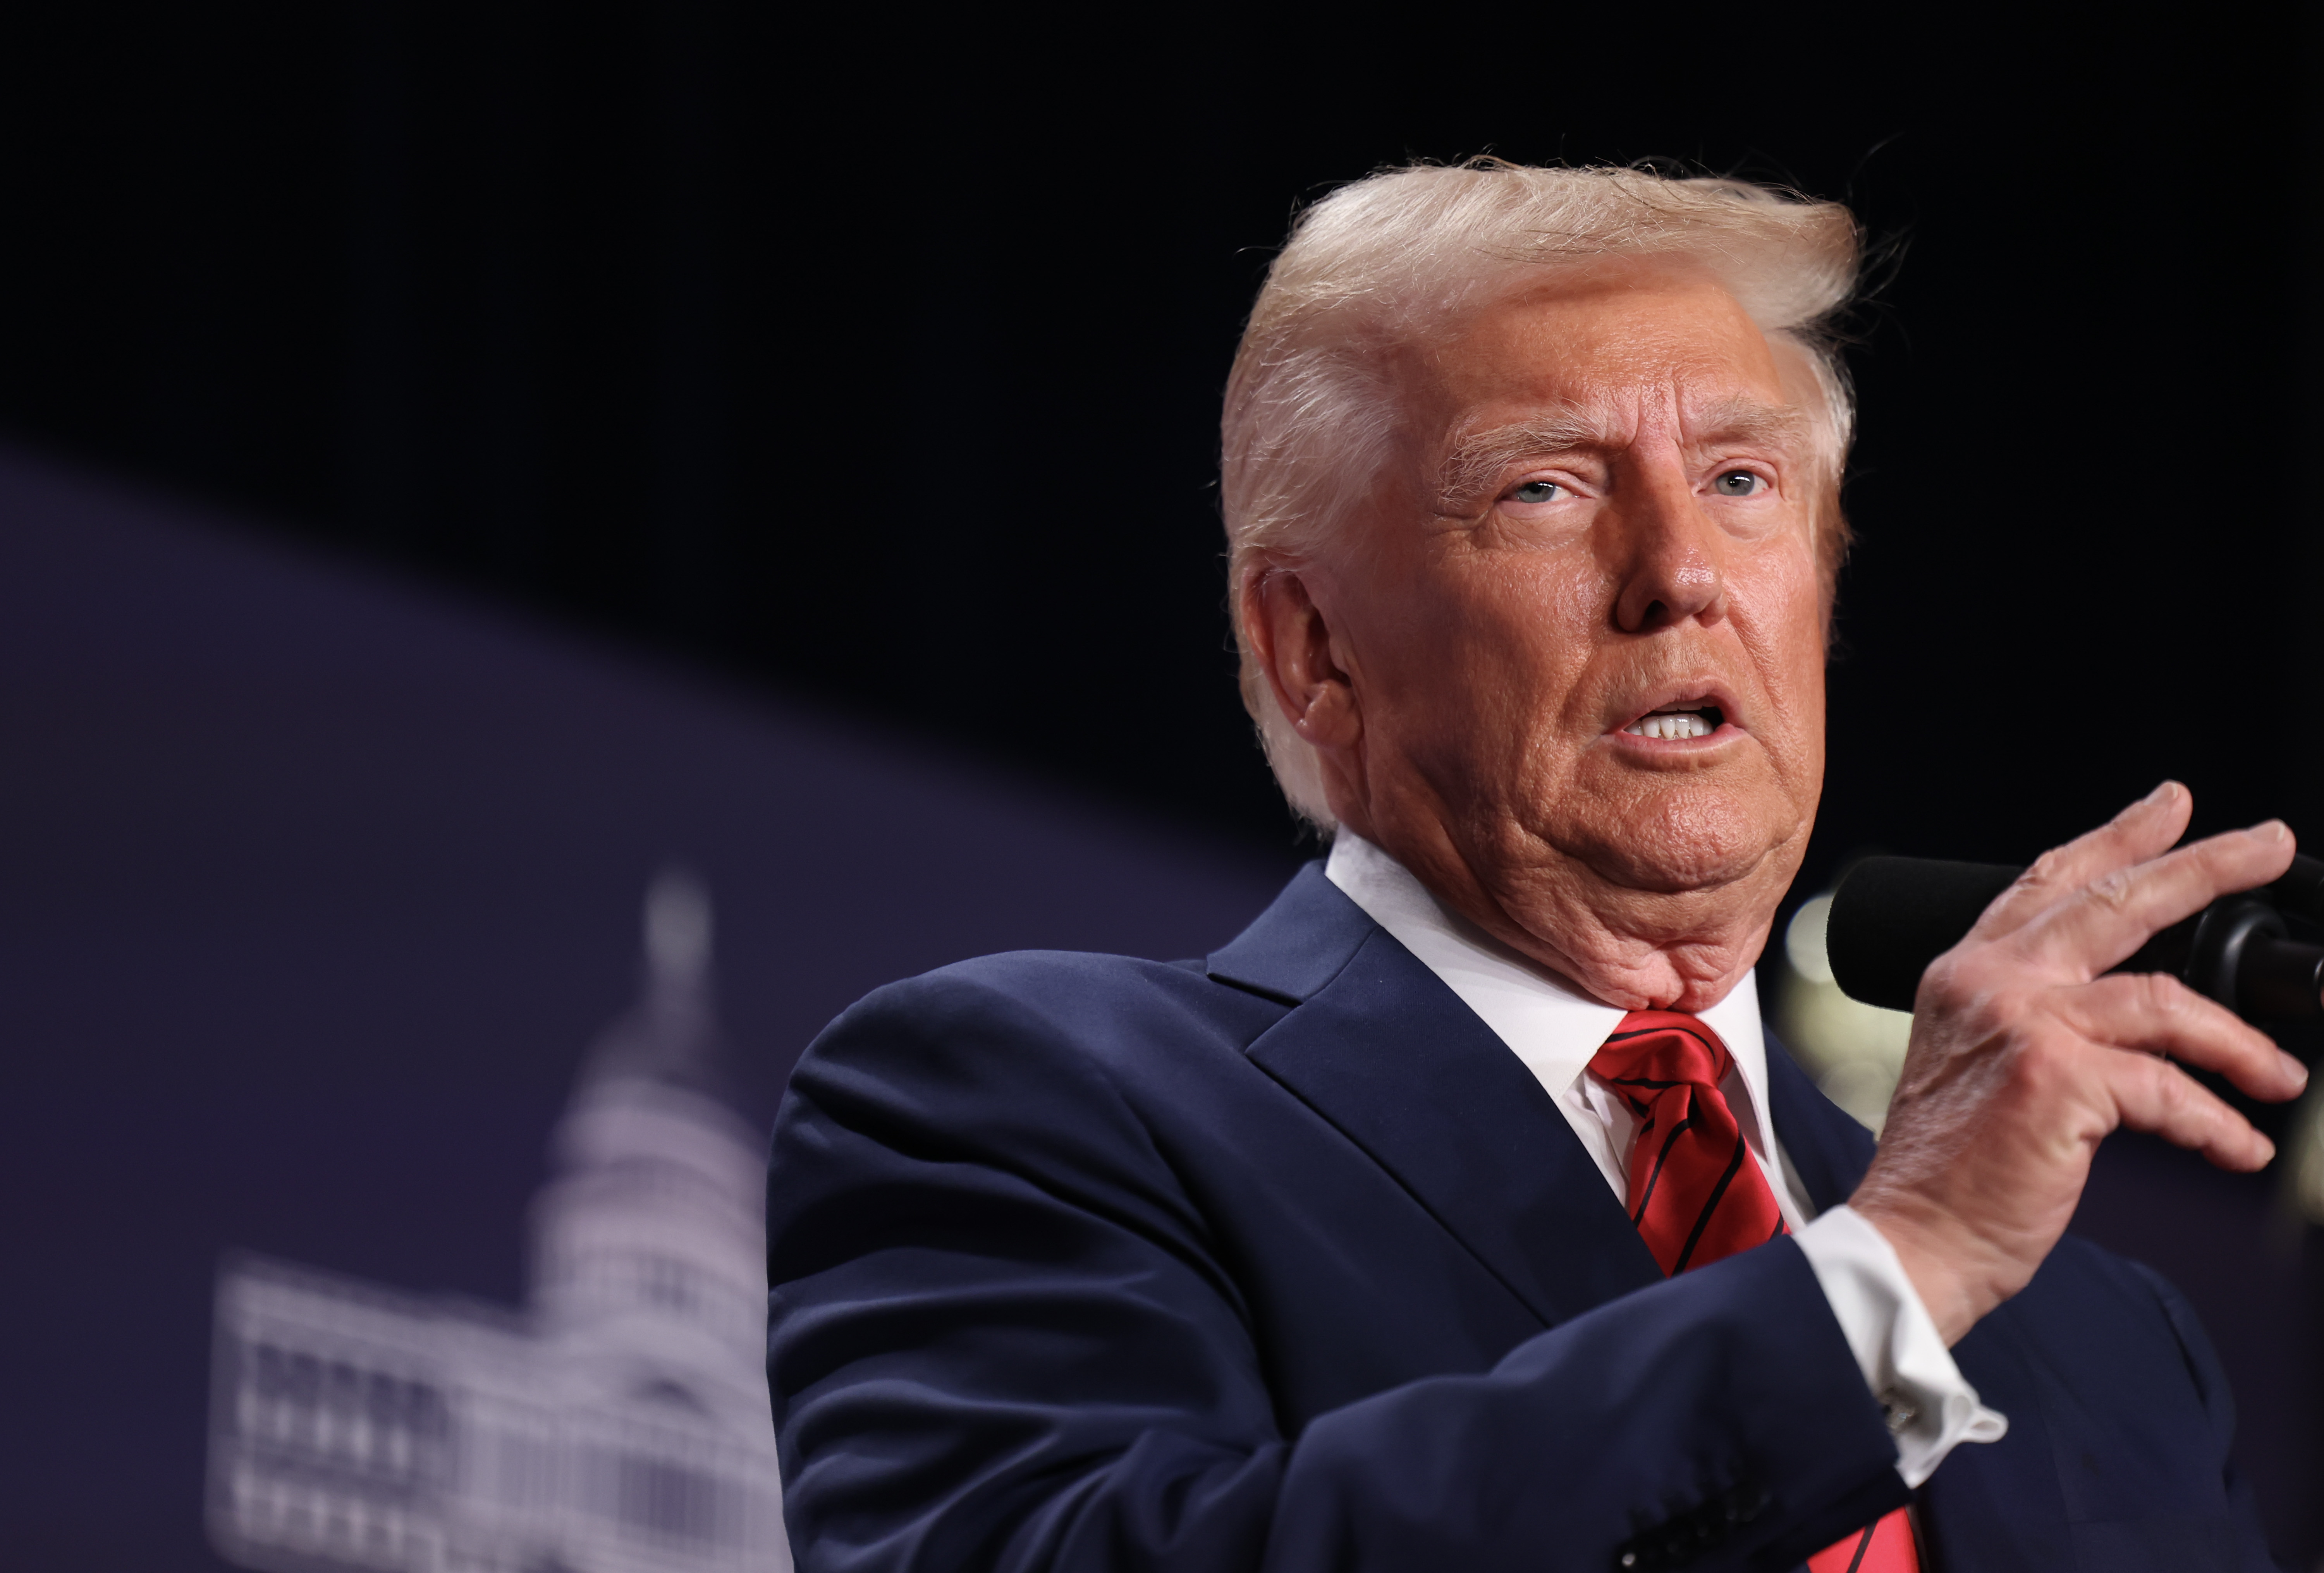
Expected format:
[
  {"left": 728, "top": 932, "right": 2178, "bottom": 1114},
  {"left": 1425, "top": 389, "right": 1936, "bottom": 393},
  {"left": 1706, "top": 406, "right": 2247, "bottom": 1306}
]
[
  {"left": 1982, "top": 1009, "right": 2050, "bottom": 1065},
  {"left": 2020, "top": 1028, "right": 2080, "bottom": 1087},
  {"left": 1918, "top": 950, "right": 1997, "bottom": 1012},
  {"left": 1918, "top": 957, "right": 2021, "bottom": 1032},
  {"left": 2087, "top": 866, "right": 2138, "bottom": 912},
  {"left": 1918, "top": 952, "right": 1964, "bottom": 999},
  {"left": 2135, "top": 970, "right": 2190, "bottom": 1018},
  {"left": 2144, "top": 1058, "right": 2212, "bottom": 1129}
]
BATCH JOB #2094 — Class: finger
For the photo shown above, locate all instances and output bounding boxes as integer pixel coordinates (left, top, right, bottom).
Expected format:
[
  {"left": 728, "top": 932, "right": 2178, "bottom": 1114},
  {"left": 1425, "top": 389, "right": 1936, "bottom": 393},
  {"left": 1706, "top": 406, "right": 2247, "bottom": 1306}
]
[
  {"left": 2013, "top": 821, "right": 2296, "bottom": 978},
  {"left": 2101, "top": 1048, "right": 2277, "bottom": 1173},
  {"left": 2062, "top": 972, "right": 2310, "bottom": 1103},
  {"left": 1971, "top": 781, "right": 2192, "bottom": 941}
]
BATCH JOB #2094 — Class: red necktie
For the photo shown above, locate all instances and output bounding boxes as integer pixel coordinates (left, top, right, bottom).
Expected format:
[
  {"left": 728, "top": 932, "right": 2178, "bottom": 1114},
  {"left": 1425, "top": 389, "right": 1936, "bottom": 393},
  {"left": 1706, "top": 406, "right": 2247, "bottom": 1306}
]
[{"left": 1591, "top": 1011, "right": 1920, "bottom": 1573}]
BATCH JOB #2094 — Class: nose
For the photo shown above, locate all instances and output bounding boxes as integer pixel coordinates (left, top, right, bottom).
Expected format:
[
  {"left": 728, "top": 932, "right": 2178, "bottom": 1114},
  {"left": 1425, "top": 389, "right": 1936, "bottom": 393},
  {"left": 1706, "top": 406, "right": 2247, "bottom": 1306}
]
[{"left": 1608, "top": 462, "right": 1727, "bottom": 635}]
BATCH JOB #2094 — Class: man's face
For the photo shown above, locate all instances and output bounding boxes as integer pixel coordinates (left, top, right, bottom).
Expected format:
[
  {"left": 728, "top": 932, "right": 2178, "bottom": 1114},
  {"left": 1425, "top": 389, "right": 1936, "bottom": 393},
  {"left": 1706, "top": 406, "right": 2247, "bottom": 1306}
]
[{"left": 1286, "top": 260, "right": 1829, "bottom": 1002}]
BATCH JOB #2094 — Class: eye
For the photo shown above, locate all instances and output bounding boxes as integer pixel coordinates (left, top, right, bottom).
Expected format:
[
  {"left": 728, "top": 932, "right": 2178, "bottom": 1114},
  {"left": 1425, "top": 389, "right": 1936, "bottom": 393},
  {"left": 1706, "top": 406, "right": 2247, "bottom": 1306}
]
[
  {"left": 1712, "top": 470, "right": 1765, "bottom": 497},
  {"left": 1509, "top": 480, "right": 1565, "bottom": 504}
]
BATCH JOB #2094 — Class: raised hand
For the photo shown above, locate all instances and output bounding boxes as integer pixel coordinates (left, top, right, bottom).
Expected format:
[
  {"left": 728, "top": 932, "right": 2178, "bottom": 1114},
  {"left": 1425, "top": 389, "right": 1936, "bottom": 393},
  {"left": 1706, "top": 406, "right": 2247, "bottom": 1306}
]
[{"left": 1850, "top": 781, "right": 2310, "bottom": 1344}]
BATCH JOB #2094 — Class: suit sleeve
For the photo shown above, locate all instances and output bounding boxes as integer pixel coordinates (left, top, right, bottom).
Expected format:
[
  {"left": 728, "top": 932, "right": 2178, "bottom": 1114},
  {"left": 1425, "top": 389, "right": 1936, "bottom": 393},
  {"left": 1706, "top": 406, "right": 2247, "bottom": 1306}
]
[{"left": 765, "top": 971, "right": 1906, "bottom": 1572}]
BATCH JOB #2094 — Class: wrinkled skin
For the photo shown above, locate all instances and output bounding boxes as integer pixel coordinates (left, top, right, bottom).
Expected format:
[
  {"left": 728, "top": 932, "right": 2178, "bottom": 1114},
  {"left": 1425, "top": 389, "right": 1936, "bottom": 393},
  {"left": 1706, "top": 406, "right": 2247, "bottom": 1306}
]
[
  {"left": 1247, "top": 259, "right": 1828, "bottom": 1011},
  {"left": 1857, "top": 785, "right": 2303, "bottom": 1340},
  {"left": 1242, "top": 258, "right": 2306, "bottom": 1339}
]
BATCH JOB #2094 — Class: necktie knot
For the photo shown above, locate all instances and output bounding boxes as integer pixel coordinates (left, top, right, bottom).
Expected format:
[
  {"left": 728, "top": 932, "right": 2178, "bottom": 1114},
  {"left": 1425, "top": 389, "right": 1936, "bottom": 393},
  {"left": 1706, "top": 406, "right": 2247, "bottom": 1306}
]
[
  {"left": 1588, "top": 1008, "right": 1774, "bottom": 1279},
  {"left": 1588, "top": 1009, "right": 1733, "bottom": 1113}
]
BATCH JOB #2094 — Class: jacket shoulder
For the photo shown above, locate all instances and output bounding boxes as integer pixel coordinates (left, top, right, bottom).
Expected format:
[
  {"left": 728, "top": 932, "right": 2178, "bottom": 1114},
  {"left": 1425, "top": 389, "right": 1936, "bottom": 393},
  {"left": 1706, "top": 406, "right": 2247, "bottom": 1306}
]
[
  {"left": 815, "top": 947, "right": 1289, "bottom": 1074},
  {"left": 771, "top": 948, "right": 1295, "bottom": 1196}
]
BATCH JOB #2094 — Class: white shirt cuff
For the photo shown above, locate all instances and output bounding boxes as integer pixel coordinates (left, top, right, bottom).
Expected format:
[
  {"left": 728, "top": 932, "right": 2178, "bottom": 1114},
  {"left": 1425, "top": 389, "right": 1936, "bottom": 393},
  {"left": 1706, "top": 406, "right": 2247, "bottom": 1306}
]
[{"left": 1793, "top": 1204, "right": 2009, "bottom": 1487}]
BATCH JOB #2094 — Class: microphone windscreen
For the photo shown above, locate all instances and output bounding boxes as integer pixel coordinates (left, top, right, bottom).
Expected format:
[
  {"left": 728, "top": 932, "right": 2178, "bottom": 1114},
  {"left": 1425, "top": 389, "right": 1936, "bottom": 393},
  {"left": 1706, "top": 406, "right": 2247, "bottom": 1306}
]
[{"left": 1825, "top": 857, "right": 2023, "bottom": 1012}]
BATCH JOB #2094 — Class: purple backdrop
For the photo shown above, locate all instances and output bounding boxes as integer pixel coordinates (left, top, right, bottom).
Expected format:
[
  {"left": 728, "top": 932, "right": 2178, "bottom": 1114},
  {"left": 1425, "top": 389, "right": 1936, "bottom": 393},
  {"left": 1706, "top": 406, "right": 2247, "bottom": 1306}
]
[{"left": 0, "top": 448, "right": 1294, "bottom": 1567}]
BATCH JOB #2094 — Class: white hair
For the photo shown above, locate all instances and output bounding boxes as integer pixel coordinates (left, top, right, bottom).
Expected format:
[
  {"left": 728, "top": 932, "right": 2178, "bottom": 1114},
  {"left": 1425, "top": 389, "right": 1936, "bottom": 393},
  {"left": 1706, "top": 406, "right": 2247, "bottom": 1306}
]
[{"left": 1220, "top": 159, "right": 1863, "bottom": 830}]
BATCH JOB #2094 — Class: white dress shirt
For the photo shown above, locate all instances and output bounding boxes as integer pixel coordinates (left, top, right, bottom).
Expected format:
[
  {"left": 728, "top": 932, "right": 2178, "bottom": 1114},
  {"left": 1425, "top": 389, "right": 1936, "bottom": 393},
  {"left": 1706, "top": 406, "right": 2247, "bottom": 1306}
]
[{"left": 1324, "top": 831, "right": 2006, "bottom": 1488}]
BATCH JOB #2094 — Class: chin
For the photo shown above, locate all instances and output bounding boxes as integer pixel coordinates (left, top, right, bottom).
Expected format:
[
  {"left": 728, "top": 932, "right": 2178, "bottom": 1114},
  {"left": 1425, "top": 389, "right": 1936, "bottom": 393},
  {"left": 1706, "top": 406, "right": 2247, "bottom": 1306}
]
[{"left": 1560, "top": 783, "right": 1795, "bottom": 895}]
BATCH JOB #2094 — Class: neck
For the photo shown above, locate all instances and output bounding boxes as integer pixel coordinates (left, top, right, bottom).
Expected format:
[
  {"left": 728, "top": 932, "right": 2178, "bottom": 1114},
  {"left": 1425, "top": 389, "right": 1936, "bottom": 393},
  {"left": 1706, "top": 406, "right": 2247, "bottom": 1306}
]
[{"left": 1332, "top": 820, "right": 1781, "bottom": 1013}]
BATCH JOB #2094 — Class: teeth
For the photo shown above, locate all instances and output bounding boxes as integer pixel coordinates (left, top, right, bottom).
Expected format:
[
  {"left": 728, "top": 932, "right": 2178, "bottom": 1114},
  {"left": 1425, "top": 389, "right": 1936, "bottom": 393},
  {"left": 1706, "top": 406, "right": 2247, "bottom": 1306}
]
[{"left": 1624, "top": 712, "right": 1713, "bottom": 740}]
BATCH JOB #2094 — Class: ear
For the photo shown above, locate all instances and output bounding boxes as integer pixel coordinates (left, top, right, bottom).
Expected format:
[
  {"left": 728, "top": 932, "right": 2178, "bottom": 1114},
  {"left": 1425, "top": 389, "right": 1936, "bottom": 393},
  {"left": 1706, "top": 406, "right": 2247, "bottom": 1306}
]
[{"left": 1241, "top": 565, "right": 1361, "bottom": 750}]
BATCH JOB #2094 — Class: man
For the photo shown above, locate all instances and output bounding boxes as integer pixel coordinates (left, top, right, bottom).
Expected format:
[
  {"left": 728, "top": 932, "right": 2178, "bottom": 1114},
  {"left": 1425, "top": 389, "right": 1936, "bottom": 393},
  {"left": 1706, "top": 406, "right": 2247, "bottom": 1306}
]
[{"left": 763, "top": 162, "right": 2303, "bottom": 1570}]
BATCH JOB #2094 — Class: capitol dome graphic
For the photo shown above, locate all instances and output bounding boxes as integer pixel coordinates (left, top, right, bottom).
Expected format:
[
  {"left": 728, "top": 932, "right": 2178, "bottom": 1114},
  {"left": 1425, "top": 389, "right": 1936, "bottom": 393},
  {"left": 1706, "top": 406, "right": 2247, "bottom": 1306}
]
[{"left": 206, "top": 870, "right": 790, "bottom": 1573}]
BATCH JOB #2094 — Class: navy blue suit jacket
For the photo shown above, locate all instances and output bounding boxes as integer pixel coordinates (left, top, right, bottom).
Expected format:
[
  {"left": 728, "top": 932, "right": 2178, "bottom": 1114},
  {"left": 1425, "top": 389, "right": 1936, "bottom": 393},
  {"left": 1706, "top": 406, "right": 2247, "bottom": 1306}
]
[{"left": 765, "top": 864, "right": 2274, "bottom": 1570}]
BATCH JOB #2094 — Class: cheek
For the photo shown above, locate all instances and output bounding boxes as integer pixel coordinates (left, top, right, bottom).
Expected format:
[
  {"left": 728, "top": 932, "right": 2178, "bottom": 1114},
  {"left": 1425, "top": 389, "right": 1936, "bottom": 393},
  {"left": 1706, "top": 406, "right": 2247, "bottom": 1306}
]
[
  {"left": 1379, "top": 551, "right": 1593, "bottom": 714},
  {"left": 1444, "top": 579, "right": 1604, "bottom": 780},
  {"left": 1736, "top": 548, "right": 1828, "bottom": 744},
  {"left": 1349, "top": 567, "right": 1595, "bottom": 821},
  {"left": 1465, "top": 555, "right": 1602, "bottom": 697}
]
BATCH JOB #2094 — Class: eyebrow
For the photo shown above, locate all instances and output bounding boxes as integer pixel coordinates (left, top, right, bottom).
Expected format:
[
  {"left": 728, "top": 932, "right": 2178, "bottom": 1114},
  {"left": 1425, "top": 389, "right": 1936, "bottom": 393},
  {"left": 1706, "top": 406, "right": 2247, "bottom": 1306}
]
[{"left": 1435, "top": 397, "right": 1813, "bottom": 510}]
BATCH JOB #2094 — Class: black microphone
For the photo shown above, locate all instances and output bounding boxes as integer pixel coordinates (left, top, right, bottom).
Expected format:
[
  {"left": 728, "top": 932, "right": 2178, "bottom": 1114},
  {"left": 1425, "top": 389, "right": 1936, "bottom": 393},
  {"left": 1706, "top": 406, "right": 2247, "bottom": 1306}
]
[{"left": 1826, "top": 853, "right": 2324, "bottom": 1023}]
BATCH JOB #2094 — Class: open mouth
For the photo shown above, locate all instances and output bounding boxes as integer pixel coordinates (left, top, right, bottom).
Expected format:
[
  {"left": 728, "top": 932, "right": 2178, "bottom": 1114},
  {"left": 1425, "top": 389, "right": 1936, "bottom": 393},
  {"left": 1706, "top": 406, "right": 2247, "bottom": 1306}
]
[{"left": 1621, "top": 701, "right": 1726, "bottom": 741}]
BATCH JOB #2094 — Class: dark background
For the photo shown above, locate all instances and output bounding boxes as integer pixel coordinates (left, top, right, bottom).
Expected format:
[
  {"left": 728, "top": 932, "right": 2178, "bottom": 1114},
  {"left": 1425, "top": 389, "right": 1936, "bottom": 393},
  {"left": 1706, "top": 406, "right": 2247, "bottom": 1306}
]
[
  {"left": 1, "top": 1, "right": 2321, "bottom": 1564},
  {"left": 0, "top": 5, "right": 2317, "bottom": 873}
]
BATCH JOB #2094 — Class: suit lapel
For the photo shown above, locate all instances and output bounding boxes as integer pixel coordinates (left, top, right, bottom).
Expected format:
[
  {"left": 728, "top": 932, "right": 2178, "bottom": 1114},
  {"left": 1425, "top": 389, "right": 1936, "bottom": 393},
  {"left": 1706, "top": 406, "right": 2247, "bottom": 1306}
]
[
  {"left": 1762, "top": 1029, "right": 1878, "bottom": 1211},
  {"left": 1209, "top": 865, "right": 1662, "bottom": 1329}
]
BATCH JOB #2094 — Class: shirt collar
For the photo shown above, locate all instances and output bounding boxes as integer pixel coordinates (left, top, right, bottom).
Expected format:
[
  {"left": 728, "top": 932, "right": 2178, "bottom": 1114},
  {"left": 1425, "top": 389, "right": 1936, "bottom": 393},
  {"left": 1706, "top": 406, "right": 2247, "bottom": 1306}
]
[{"left": 1322, "top": 831, "right": 1783, "bottom": 1189}]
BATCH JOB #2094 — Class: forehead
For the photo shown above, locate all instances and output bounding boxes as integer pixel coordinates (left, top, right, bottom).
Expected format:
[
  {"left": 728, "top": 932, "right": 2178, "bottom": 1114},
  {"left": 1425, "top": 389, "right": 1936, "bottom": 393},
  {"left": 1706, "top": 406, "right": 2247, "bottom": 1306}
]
[{"left": 1410, "top": 259, "right": 1788, "bottom": 431}]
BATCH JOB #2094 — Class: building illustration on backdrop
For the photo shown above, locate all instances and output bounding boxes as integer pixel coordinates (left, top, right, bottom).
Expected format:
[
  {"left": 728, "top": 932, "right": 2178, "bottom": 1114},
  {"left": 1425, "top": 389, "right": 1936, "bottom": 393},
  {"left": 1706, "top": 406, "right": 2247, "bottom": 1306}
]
[{"left": 206, "top": 872, "right": 790, "bottom": 1573}]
